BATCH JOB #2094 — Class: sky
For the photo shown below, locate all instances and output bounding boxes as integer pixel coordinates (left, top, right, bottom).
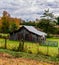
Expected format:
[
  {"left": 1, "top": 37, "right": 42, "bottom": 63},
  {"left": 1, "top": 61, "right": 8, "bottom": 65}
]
[{"left": 0, "top": 0, "right": 59, "bottom": 21}]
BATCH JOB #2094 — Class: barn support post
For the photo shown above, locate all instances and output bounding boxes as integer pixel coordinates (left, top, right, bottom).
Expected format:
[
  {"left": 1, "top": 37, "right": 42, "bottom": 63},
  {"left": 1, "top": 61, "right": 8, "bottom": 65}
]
[
  {"left": 36, "top": 35, "right": 39, "bottom": 43},
  {"left": 22, "top": 29, "right": 25, "bottom": 51},
  {"left": 37, "top": 35, "right": 38, "bottom": 43},
  {"left": 21, "top": 39, "right": 24, "bottom": 51}
]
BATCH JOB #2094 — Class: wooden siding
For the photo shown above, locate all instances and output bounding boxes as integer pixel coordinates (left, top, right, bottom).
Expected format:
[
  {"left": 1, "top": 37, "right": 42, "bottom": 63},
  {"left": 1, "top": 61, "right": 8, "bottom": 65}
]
[
  {"left": 9, "top": 26, "right": 46, "bottom": 43},
  {"left": 9, "top": 27, "right": 42, "bottom": 42}
]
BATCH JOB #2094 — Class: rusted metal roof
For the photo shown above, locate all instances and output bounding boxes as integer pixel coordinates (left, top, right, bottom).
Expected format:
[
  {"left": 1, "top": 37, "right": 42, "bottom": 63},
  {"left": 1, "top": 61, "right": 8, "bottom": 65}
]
[{"left": 24, "top": 25, "right": 47, "bottom": 36}]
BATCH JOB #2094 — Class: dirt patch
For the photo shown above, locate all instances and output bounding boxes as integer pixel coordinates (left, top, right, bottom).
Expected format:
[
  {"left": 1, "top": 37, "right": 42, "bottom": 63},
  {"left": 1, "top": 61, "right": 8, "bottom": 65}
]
[
  {"left": 0, "top": 52, "right": 12, "bottom": 58},
  {"left": 0, "top": 53, "right": 58, "bottom": 65}
]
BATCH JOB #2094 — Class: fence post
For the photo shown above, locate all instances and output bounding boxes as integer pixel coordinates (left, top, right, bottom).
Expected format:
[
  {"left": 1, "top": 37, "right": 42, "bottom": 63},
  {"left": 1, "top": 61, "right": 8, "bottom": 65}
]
[
  {"left": 46, "top": 42, "right": 49, "bottom": 56},
  {"left": 57, "top": 41, "right": 59, "bottom": 58},
  {"left": 58, "top": 47, "right": 59, "bottom": 57},
  {"left": 36, "top": 43, "right": 39, "bottom": 54},
  {"left": 4, "top": 37, "right": 7, "bottom": 49},
  {"left": 18, "top": 39, "right": 24, "bottom": 51}
]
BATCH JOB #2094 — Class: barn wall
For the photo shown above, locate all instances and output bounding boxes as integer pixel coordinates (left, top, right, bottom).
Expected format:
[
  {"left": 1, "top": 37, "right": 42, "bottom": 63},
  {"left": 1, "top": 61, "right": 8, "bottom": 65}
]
[
  {"left": 9, "top": 28, "right": 41, "bottom": 42},
  {"left": 9, "top": 28, "right": 29, "bottom": 40},
  {"left": 18, "top": 28, "right": 41, "bottom": 42},
  {"left": 9, "top": 33, "right": 18, "bottom": 40}
]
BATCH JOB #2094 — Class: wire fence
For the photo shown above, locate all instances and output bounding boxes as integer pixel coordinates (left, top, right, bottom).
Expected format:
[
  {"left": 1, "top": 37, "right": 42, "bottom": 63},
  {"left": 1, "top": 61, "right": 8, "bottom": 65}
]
[
  {"left": 0, "top": 37, "right": 59, "bottom": 57},
  {"left": 40, "top": 41, "right": 58, "bottom": 47},
  {"left": 40, "top": 41, "right": 58, "bottom": 56}
]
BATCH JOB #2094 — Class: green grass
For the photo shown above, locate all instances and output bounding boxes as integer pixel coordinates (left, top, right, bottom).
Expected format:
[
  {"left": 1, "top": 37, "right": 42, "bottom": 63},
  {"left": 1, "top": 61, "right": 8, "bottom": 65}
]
[
  {"left": 0, "top": 38, "right": 59, "bottom": 57},
  {"left": 0, "top": 38, "right": 19, "bottom": 50},
  {"left": 23, "top": 40, "right": 58, "bottom": 56},
  {"left": 0, "top": 48, "right": 59, "bottom": 62}
]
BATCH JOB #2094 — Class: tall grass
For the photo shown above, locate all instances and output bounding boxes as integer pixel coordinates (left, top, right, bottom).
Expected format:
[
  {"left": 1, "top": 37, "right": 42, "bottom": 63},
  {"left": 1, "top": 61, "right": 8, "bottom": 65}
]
[{"left": 0, "top": 38, "right": 59, "bottom": 57}]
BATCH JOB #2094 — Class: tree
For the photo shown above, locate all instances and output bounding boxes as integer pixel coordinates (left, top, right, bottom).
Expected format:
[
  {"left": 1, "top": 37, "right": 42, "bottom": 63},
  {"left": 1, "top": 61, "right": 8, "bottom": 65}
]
[
  {"left": 56, "top": 17, "right": 59, "bottom": 25},
  {"left": 42, "top": 9, "right": 54, "bottom": 19},
  {"left": 3, "top": 11, "right": 10, "bottom": 17},
  {"left": 1, "top": 20, "right": 9, "bottom": 33},
  {"left": 0, "top": 11, "right": 20, "bottom": 33},
  {"left": 41, "top": 9, "right": 56, "bottom": 25},
  {"left": 21, "top": 21, "right": 36, "bottom": 26},
  {"left": 1, "top": 11, "right": 10, "bottom": 33},
  {"left": 37, "top": 19, "right": 57, "bottom": 34},
  {"left": 36, "top": 9, "right": 57, "bottom": 34},
  {"left": 9, "top": 22, "right": 17, "bottom": 32}
]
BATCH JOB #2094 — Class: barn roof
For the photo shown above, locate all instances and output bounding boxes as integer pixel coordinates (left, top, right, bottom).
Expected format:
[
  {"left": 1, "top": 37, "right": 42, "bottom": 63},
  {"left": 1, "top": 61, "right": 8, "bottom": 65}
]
[
  {"left": 23, "top": 25, "right": 47, "bottom": 36},
  {"left": 10, "top": 25, "right": 47, "bottom": 36}
]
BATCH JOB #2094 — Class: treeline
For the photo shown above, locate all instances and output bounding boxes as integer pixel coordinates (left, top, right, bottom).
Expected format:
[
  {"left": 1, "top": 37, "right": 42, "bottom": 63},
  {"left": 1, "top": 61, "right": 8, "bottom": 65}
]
[
  {"left": 21, "top": 19, "right": 58, "bottom": 34},
  {"left": 21, "top": 9, "right": 59, "bottom": 36},
  {"left": 0, "top": 10, "right": 59, "bottom": 36}
]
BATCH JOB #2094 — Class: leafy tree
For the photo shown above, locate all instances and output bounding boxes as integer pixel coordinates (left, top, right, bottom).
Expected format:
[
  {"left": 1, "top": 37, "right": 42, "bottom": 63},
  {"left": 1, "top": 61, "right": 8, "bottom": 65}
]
[
  {"left": 0, "top": 11, "right": 20, "bottom": 33},
  {"left": 9, "top": 22, "right": 17, "bottom": 32},
  {"left": 42, "top": 9, "right": 54, "bottom": 19},
  {"left": 21, "top": 21, "right": 36, "bottom": 26},
  {"left": 37, "top": 19, "right": 57, "bottom": 34},
  {"left": 0, "top": 11, "right": 10, "bottom": 33},
  {"left": 1, "top": 20, "right": 9, "bottom": 33},
  {"left": 41, "top": 9, "right": 56, "bottom": 25},
  {"left": 56, "top": 17, "right": 59, "bottom": 25},
  {"left": 36, "top": 9, "right": 57, "bottom": 34}
]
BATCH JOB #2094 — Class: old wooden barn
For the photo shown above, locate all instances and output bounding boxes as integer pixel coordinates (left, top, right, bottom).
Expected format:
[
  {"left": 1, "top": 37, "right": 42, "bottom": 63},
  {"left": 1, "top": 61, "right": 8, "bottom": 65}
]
[{"left": 9, "top": 25, "right": 47, "bottom": 42}]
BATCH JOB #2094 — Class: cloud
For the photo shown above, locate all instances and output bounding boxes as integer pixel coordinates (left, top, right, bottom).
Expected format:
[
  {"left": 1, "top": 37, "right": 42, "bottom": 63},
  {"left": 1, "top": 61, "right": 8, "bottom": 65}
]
[
  {"left": 0, "top": 0, "right": 59, "bottom": 20},
  {"left": 47, "top": 0, "right": 55, "bottom": 2}
]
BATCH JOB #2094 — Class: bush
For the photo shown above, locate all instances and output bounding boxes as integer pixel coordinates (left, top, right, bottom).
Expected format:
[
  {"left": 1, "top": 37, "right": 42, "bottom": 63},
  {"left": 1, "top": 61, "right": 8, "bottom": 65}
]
[{"left": 47, "top": 34, "right": 53, "bottom": 38}]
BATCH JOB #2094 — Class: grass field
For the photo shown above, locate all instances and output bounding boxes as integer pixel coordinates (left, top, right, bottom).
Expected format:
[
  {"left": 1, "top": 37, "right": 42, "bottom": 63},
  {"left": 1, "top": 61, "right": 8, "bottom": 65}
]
[
  {"left": 47, "top": 38, "right": 59, "bottom": 47},
  {"left": 0, "top": 38, "right": 59, "bottom": 57}
]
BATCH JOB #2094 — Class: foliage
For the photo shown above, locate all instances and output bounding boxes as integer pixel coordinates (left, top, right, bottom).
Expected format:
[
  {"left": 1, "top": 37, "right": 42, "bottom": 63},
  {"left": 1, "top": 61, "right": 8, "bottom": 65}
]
[
  {"left": 36, "top": 9, "right": 57, "bottom": 35},
  {"left": 42, "top": 9, "right": 54, "bottom": 18},
  {"left": 21, "top": 9, "right": 58, "bottom": 35},
  {"left": 21, "top": 21, "right": 36, "bottom": 26},
  {"left": 9, "top": 22, "right": 18, "bottom": 32},
  {"left": 0, "top": 11, "right": 20, "bottom": 33},
  {"left": 1, "top": 20, "right": 10, "bottom": 33},
  {"left": 56, "top": 28, "right": 59, "bottom": 34},
  {"left": 0, "top": 11, "right": 9, "bottom": 33},
  {"left": 56, "top": 17, "right": 59, "bottom": 25},
  {"left": 37, "top": 19, "right": 57, "bottom": 34}
]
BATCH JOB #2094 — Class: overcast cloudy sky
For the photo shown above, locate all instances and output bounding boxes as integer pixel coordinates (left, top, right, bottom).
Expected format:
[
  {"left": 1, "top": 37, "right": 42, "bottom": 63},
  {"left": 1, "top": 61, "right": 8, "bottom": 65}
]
[{"left": 0, "top": 0, "right": 59, "bottom": 20}]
